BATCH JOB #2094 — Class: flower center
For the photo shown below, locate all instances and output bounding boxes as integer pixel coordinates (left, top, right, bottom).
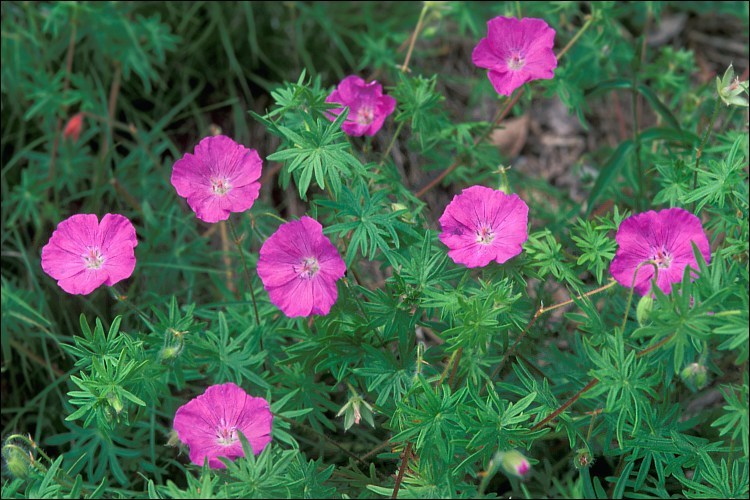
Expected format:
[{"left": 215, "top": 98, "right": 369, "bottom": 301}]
[
  {"left": 355, "top": 106, "right": 375, "bottom": 126},
  {"left": 476, "top": 225, "right": 495, "bottom": 245},
  {"left": 210, "top": 177, "right": 232, "bottom": 196},
  {"left": 83, "top": 247, "right": 105, "bottom": 269},
  {"left": 650, "top": 246, "right": 673, "bottom": 269},
  {"left": 296, "top": 257, "right": 320, "bottom": 279},
  {"left": 507, "top": 51, "right": 525, "bottom": 71},
  {"left": 215, "top": 418, "right": 238, "bottom": 446}
]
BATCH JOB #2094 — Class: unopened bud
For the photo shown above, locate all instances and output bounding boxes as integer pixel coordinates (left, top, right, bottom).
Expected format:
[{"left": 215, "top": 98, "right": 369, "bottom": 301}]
[
  {"left": 636, "top": 295, "right": 653, "bottom": 326},
  {"left": 63, "top": 113, "right": 84, "bottom": 142},
  {"left": 166, "top": 429, "right": 181, "bottom": 448},
  {"left": 391, "top": 203, "right": 415, "bottom": 224},
  {"left": 2, "top": 444, "right": 32, "bottom": 479},
  {"left": 160, "top": 344, "right": 183, "bottom": 361},
  {"left": 680, "top": 362, "right": 709, "bottom": 391},
  {"left": 107, "top": 392, "right": 124, "bottom": 415},
  {"left": 497, "top": 450, "right": 531, "bottom": 478}
]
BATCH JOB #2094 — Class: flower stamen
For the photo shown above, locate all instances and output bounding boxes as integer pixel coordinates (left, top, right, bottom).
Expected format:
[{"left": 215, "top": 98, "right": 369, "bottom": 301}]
[
  {"left": 507, "top": 52, "right": 525, "bottom": 71},
  {"left": 210, "top": 177, "right": 232, "bottom": 196},
  {"left": 296, "top": 257, "right": 320, "bottom": 279},
  {"left": 476, "top": 225, "right": 496, "bottom": 245},
  {"left": 355, "top": 107, "right": 375, "bottom": 126},
  {"left": 83, "top": 247, "right": 105, "bottom": 269},
  {"left": 650, "top": 246, "right": 673, "bottom": 269}
]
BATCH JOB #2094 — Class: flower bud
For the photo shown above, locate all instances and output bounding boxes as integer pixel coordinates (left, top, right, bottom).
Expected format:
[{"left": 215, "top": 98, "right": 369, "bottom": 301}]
[
  {"left": 497, "top": 450, "right": 531, "bottom": 478},
  {"left": 107, "top": 392, "right": 124, "bottom": 415},
  {"left": 63, "top": 113, "right": 84, "bottom": 142},
  {"left": 2, "top": 444, "right": 32, "bottom": 479},
  {"left": 391, "top": 203, "right": 415, "bottom": 224},
  {"left": 636, "top": 295, "right": 653, "bottom": 326},
  {"left": 680, "top": 362, "right": 709, "bottom": 391},
  {"left": 160, "top": 344, "right": 183, "bottom": 361}
]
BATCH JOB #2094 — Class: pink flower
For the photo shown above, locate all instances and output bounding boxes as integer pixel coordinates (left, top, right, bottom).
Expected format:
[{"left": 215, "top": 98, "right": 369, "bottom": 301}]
[
  {"left": 325, "top": 75, "right": 397, "bottom": 137},
  {"left": 472, "top": 16, "right": 557, "bottom": 96},
  {"left": 257, "top": 216, "right": 346, "bottom": 317},
  {"left": 173, "top": 383, "right": 273, "bottom": 469},
  {"left": 439, "top": 185, "right": 529, "bottom": 268},
  {"left": 171, "top": 135, "right": 263, "bottom": 223},
  {"left": 41, "top": 214, "right": 137, "bottom": 295},
  {"left": 63, "top": 113, "right": 84, "bottom": 142},
  {"left": 610, "top": 208, "right": 711, "bottom": 296}
]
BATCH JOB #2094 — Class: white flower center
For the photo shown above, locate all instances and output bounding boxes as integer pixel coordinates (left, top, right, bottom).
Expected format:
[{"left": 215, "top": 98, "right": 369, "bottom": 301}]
[
  {"left": 355, "top": 106, "right": 375, "bottom": 126},
  {"left": 507, "top": 51, "right": 525, "bottom": 71},
  {"left": 83, "top": 247, "right": 105, "bottom": 269},
  {"left": 295, "top": 257, "right": 320, "bottom": 279},
  {"left": 215, "top": 418, "right": 238, "bottom": 446},
  {"left": 476, "top": 225, "right": 495, "bottom": 245},
  {"left": 210, "top": 177, "right": 232, "bottom": 196},
  {"left": 650, "top": 246, "right": 673, "bottom": 269}
]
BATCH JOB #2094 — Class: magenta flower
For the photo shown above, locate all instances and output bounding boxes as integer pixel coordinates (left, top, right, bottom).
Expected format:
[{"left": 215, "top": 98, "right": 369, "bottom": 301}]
[
  {"left": 472, "top": 16, "right": 557, "bottom": 96},
  {"left": 41, "top": 214, "right": 137, "bottom": 295},
  {"left": 325, "top": 75, "right": 396, "bottom": 136},
  {"left": 171, "top": 135, "right": 262, "bottom": 223},
  {"left": 173, "top": 383, "right": 273, "bottom": 469},
  {"left": 439, "top": 185, "right": 529, "bottom": 268},
  {"left": 610, "top": 208, "right": 711, "bottom": 296},
  {"left": 257, "top": 216, "right": 346, "bottom": 317}
]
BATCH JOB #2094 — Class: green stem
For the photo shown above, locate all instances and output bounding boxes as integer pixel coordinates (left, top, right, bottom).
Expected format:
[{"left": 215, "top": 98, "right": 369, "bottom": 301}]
[
  {"left": 227, "top": 217, "right": 260, "bottom": 326},
  {"left": 400, "top": 5, "right": 429, "bottom": 73},
  {"left": 631, "top": 58, "right": 644, "bottom": 211},
  {"left": 620, "top": 261, "right": 658, "bottom": 332},
  {"left": 692, "top": 97, "right": 722, "bottom": 208},
  {"left": 379, "top": 121, "right": 405, "bottom": 167}
]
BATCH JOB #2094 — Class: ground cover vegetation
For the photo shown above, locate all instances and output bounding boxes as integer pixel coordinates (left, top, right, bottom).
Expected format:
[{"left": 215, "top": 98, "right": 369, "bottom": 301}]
[{"left": 1, "top": 1, "right": 749, "bottom": 498}]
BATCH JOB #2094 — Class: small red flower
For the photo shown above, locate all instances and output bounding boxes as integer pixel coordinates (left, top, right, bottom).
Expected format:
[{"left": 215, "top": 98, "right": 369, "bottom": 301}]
[{"left": 63, "top": 113, "right": 84, "bottom": 142}]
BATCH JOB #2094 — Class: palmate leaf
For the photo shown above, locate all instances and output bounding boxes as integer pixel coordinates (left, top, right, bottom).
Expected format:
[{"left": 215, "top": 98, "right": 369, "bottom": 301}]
[
  {"left": 267, "top": 110, "right": 364, "bottom": 200},
  {"left": 319, "top": 178, "right": 419, "bottom": 265}
]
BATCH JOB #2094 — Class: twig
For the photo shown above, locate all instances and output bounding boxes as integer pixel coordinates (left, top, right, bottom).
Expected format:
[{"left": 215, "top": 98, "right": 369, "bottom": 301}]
[
  {"left": 391, "top": 442, "right": 413, "bottom": 499},
  {"left": 415, "top": 92, "right": 522, "bottom": 198},
  {"left": 481, "top": 280, "right": 617, "bottom": 395}
]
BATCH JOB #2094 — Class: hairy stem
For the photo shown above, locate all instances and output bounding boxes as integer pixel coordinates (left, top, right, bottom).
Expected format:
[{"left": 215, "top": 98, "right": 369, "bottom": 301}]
[{"left": 227, "top": 217, "right": 261, "bottom": 326}]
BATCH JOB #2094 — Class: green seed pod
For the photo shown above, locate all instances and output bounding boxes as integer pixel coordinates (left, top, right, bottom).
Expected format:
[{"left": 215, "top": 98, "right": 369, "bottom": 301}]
[{"left": 574, "top": 448, "right": 594, "bottom": 469}]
